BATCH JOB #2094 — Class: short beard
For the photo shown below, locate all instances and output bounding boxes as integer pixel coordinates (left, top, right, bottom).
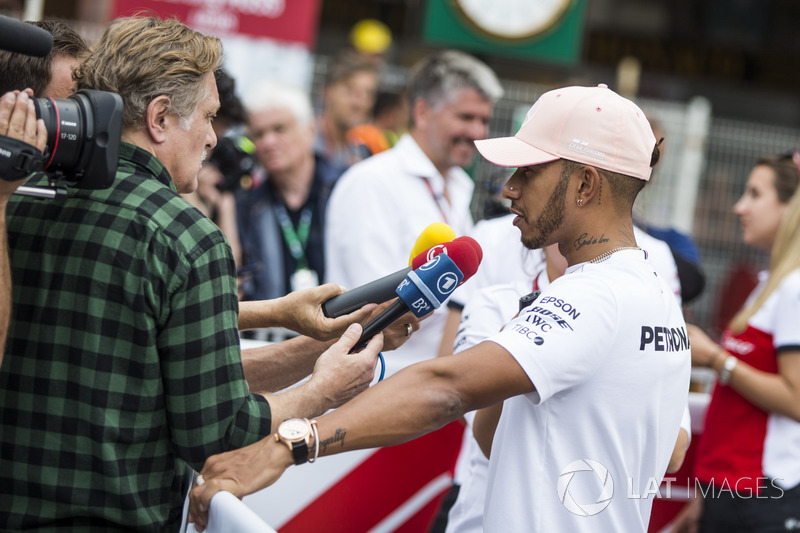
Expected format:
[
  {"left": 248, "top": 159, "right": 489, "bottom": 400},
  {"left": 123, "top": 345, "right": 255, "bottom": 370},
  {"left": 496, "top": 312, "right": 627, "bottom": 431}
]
[{"left": 520, "top": 165, "right": 570, "bottom": 250}]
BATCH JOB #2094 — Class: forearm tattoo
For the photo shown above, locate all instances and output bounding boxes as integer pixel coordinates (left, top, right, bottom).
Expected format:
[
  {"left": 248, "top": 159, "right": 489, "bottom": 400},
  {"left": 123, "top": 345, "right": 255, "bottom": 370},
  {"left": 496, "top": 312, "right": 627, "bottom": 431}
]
[{"left": 320, "top": 427, "right": 346, "bottom": 454}]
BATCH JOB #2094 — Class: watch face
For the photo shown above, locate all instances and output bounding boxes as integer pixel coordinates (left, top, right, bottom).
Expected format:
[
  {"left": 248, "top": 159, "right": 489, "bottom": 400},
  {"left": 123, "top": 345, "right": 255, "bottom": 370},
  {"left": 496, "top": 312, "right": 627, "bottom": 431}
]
[
  {"left": 454, "top": 0, "right": 573, "bottom": 40},
  {"left": 278, "top": 419, "right": 310, "bottom": 441}
]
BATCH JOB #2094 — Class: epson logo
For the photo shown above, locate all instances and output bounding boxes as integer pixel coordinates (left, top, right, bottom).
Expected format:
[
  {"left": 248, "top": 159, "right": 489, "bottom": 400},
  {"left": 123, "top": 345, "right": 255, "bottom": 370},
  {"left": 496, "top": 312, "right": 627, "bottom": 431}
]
[{"left": 535, "top": 297, "right": 580, "bottom": 320}]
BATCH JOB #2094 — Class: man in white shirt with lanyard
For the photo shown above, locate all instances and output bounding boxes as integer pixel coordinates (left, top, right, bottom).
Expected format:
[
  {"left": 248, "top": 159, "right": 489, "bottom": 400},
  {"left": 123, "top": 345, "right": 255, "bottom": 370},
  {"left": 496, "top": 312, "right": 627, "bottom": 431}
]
[
  {"left": 189, "top": 84, "right": 691, "bottom": 533},
  {"left": 324, "top": 50, "right": 503, "bottom": 377}
]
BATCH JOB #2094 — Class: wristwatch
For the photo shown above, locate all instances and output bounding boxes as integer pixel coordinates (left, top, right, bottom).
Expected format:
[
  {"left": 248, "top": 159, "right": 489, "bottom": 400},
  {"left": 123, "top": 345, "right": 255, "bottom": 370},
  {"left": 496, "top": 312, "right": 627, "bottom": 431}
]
[
  {"left": 718, "top": 355, "right": 738, "bottom": 385},
  {"left": 275, "top": 418, "right": 313, "bottom": 465}
]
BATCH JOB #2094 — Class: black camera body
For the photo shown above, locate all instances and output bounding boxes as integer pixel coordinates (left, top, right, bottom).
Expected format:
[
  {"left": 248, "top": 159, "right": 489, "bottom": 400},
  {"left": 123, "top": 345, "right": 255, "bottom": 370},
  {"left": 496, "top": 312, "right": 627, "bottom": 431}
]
[
  {"left": 0, "top": 89, "right": 123, "bottom": 189},
  {"left": 208, "top": 134, "right": 257, "bottom": 193}
]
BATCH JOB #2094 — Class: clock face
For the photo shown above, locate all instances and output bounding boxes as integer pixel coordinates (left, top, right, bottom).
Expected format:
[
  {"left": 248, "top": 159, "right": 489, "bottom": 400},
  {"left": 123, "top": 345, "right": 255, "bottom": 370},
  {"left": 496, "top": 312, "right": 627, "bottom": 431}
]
[
  {"left": 279, "top": 419, "right": 310, "bottom": 440},
  {"left": 454, "top": 0, "right": 573, "bottom": 40}
]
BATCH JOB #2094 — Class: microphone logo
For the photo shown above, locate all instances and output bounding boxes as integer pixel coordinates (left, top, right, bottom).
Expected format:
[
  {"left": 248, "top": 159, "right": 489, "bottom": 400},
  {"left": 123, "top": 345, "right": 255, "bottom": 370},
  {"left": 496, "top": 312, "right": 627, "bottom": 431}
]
[
  {"left": 410, "top": 297, "right": 432, "bottom": 314},
  {"left": 437, "top": 273, "right": 459, "bottom": 294},
  {"left": 418, "top": 254, "right": 442, "bottom": 271},
  {"left": 426, "top": 244, "right": 447, "bottom": 261},
  {"left": 397, "top": 254, "right": 464, "bottom": 318}
]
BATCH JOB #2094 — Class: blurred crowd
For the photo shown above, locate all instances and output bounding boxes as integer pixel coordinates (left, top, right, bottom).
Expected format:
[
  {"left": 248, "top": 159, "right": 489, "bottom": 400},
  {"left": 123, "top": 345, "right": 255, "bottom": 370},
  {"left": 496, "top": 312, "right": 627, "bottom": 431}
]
[{"left": 2, "top": 13, "right": 799, "bottom": 533}]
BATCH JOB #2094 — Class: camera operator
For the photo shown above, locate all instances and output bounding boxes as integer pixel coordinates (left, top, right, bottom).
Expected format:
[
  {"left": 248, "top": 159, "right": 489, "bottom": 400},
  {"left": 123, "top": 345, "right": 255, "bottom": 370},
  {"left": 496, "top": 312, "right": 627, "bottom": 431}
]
[
  {"left": 0, "top": 18, "right": 88, "bottom": 99},
  {"left": 0, "top": 15, "right": 382, "bottom": 531},
  {"left": 0, "top": 18, "right": 87, "bottom": 357},
  {"left": 0, "top": 90, "right": 46, "bottom": 358}
]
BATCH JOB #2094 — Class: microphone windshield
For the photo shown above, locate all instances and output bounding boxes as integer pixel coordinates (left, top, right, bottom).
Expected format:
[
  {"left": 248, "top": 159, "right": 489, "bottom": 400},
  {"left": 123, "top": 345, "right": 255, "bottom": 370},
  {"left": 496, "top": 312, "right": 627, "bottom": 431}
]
[
  {"left": 396, "top": 254, "right": 464, "bottom": 317},
  {"left": 411, "top": 240, "right": 480, "bottom": 284},
  {"left": 0, "top": 16, "right": 53, "bottom": 57},
  {"left": 408, "top": 222, "right": 456, "bottom": 265},
  {"left": 452, "top": 235, "right": 483, "bottom": 263}
]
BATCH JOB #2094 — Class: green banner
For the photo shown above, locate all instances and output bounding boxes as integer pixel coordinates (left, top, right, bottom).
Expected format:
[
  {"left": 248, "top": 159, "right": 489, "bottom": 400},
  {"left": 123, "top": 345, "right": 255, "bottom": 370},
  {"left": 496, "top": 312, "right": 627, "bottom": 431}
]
[{"left": 422, "top": 0, "right": 587, "bottom": 65}]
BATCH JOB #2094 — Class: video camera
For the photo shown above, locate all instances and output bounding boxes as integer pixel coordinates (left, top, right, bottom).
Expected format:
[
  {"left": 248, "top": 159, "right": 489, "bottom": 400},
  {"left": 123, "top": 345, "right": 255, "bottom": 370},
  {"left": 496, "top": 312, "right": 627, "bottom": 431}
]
[
  {"left": 0, "top": 90, "right": 123, "bottom": 190},
  {"left": 0, "top": 16, "right": 123, "bottom": 193}
]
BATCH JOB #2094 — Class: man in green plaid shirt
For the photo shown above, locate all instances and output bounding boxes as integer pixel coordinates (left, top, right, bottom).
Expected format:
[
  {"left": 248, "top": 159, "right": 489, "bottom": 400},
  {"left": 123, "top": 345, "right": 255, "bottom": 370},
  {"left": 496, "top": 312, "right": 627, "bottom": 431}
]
[{"left": 0, "top": 16, "right": 381, "bottom": 532}]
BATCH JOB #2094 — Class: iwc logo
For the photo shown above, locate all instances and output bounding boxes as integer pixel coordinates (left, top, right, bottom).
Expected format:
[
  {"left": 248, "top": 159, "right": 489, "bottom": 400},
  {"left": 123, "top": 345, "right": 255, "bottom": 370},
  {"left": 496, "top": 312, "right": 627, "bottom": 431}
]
[{"left": 557, "top": 459, "right": 614, "bottom": 516}]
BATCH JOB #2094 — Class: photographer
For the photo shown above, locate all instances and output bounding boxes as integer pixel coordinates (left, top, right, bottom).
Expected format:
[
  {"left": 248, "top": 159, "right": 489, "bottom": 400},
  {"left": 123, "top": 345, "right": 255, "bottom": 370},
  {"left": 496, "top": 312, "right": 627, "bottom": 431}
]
[{"left": 0, "top": 15, "right": 382, "bottom": 531}]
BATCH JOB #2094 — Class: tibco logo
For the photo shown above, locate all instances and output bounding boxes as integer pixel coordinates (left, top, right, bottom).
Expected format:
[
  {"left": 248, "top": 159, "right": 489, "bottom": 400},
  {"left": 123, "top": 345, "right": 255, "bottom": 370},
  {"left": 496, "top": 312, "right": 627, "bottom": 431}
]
[{"left": 557, "top": 459, "right": 614, "bottom": 517}]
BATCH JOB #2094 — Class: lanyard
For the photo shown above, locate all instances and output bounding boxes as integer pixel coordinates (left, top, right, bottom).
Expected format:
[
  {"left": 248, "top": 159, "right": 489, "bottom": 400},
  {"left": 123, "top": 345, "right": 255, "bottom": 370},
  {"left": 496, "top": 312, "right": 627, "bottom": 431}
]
[
  {"left": 421, "top": 177, "right": 448, "bottom": 224},
  {"left": 274, "top": 203, "right": 312, "bottom": 270}
]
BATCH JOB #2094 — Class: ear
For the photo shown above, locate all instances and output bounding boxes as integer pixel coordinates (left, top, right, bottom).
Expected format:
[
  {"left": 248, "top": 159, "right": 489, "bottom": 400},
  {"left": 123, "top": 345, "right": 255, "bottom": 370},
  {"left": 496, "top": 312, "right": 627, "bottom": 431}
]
[
  {"left": 145, "top": 95, "right": 172, "bottom": 144},
  {"left": 412, "top": 98, "right": 429, "bottom": 131},
  {"left": 575, "top": 165, "right": 603, "bottom": 207}
]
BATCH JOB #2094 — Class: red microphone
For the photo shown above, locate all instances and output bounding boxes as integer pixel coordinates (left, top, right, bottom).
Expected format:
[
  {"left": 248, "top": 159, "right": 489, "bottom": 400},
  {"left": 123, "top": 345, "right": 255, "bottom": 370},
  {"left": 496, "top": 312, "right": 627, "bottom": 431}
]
[
  {"left": 453, "top": 235, "right": 483, "bottom": 263},
  {"left": 354, "top": 245, "right": 483, "bottom": 348},
  {"left": 323, "top": 240, "right": 478, "bottom": 318},
  {"left": 411, "top": 239, "right": 481, "bottom": 285}
]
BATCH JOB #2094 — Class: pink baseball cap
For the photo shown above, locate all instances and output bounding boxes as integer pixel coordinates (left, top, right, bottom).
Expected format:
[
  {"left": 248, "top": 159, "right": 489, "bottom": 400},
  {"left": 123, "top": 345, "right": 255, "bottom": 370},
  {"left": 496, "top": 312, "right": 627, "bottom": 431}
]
[{"left": 475, "top": 84, "right": 656, "bottom": 181}]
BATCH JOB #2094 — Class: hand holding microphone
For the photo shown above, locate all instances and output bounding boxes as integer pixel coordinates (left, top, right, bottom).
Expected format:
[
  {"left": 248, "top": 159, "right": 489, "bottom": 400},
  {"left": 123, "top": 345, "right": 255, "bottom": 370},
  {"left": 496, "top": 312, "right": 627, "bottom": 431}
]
[
  {"left": 322, "top": 223, "right": 457, "bottom": 318},
  {"left": 352, "top": 239, "right": 482, "bottom": 351}
]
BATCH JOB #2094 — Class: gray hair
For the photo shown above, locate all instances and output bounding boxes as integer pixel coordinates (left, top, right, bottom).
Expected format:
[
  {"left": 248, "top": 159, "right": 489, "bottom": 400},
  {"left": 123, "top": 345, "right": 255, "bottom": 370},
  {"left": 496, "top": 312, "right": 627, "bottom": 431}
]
[
  {"left": 407, "top": 50, "right": 503, "bottom": 116},
  {"left": 242, "top": 81, "right": 314, "bottom": 128},
  {"left": 73, "top": 16, "right": 222, "bottom": 132}
]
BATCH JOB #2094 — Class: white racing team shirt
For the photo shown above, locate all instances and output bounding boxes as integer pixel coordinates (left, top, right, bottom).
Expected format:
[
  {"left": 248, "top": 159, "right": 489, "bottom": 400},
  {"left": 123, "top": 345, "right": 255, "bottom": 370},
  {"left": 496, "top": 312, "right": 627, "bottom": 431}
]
[{"left": 484, "top": 249, "right": 690, "bottom": 532}]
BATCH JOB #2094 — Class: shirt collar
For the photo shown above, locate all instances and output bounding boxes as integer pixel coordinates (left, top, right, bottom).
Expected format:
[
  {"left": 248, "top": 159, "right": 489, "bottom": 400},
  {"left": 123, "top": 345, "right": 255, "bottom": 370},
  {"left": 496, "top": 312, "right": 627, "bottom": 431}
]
[
  {"left": 395, "top": 134, "right": 445, "bottom": 184},
  {"left": 118, "top": 141, "right": 177, "bottom": 192},
  {"left": 394, "top": 134, "right": 474, "bottom": 197}
]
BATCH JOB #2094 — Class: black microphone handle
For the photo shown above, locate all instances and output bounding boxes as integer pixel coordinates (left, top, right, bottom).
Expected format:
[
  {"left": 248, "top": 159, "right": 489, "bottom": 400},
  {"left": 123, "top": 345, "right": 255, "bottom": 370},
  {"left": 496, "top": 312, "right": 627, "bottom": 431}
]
[
  {"left": 350, "top": 298, "right": 408, "bottom": 353},
  {"left": 322, "top": 266, "right": 412, "bottom": 318},
  {"left": 518, "top": 290, "right": 541, "bottom": 312}
]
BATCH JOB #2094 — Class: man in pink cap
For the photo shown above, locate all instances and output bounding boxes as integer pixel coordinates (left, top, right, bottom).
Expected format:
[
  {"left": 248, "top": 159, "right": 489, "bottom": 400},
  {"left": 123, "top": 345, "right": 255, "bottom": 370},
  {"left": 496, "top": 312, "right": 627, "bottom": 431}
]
[{"left": 189, "top": 85, "right": 691, "bottom": 533}]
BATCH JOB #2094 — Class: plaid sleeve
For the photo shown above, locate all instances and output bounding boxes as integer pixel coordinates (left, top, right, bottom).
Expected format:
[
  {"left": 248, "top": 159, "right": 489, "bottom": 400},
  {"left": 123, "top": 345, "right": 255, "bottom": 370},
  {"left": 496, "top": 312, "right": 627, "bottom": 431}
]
[{"left": 157, "top": 236, "right": 272, "bottom": 470}]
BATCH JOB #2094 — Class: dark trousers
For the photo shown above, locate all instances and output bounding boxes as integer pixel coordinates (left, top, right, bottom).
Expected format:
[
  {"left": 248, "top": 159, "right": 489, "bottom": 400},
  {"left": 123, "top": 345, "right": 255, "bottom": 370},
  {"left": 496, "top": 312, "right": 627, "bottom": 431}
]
[{"left": 700, "top": 481, "right": 800, "bottom": 532}]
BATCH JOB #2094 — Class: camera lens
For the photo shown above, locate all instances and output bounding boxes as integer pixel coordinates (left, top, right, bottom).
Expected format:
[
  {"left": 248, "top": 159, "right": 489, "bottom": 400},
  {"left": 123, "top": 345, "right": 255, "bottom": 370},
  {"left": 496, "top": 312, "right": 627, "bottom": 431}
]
[
  {"left": 34, "top": 93, "right": 92, "bottom": 175},
  {"left": 30, "top": 89, "right": 123, "bottom": 189}
]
